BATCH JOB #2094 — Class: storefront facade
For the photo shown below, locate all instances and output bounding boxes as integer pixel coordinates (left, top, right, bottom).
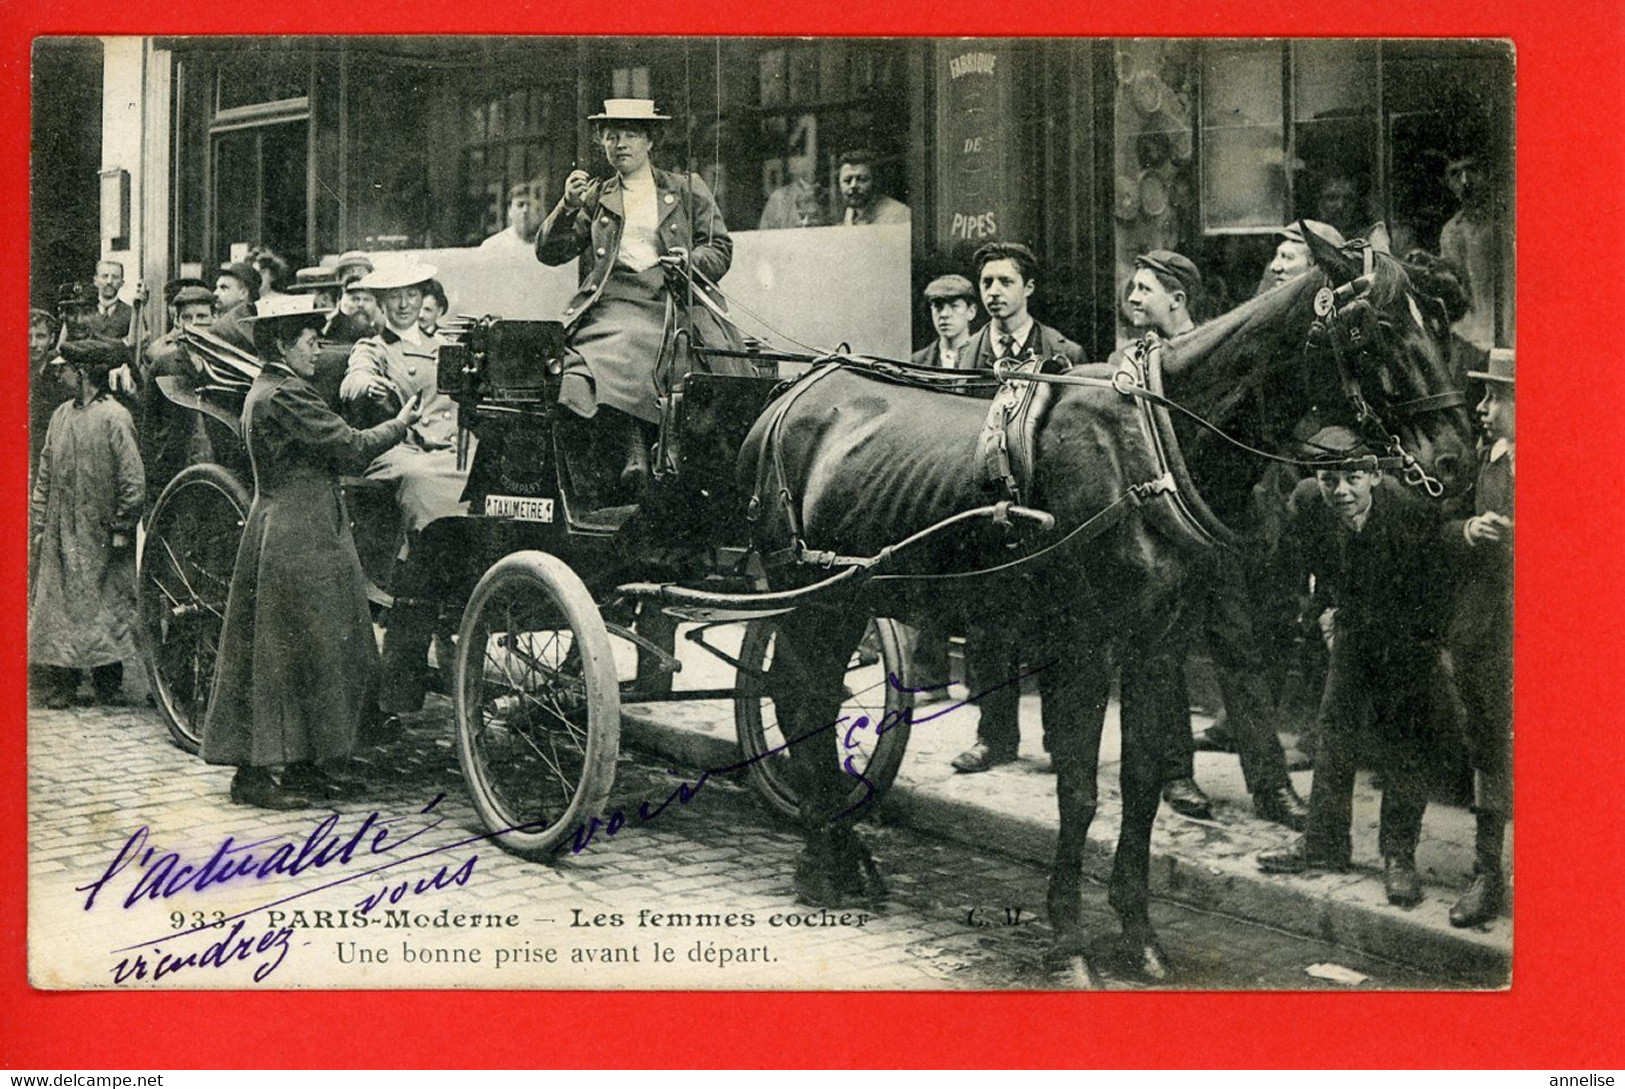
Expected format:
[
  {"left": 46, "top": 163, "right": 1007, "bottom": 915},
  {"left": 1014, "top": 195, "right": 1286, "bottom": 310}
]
[{"left": 90, "top": 36, "right": 1511, "bottom": 358}]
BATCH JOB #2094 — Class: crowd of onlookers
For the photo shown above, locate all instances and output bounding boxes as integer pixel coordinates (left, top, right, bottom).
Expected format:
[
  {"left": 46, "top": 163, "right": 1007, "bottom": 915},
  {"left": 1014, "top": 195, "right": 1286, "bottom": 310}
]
[
  {"left": 902, "top": 148, "right": 1511, "bottom": 929},
  {"left": 28, "top": 138, "right": 1511, "bottom": 926}
]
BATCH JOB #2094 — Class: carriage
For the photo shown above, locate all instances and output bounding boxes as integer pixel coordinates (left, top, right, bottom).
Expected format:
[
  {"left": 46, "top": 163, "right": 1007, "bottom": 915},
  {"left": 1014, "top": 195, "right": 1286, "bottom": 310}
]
[
  {"left": 136, "top": 225, "right": 1474, "bottom": 985},
  {"left": 135, "top": 316, "right": 932, "bottom": 856}
]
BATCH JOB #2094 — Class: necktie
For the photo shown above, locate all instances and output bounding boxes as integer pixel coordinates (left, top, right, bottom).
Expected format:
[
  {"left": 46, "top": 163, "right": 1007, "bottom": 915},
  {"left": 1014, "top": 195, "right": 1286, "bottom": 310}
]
[{"left": 999, "top": 334, "right": 1015, "bottom": 360}]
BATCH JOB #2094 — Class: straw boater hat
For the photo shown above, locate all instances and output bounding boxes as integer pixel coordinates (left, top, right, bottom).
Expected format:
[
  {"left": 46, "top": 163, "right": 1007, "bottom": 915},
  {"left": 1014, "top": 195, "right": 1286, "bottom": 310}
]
[
  {"left": 333, "top": 251, "right": 375, "bottom": 278},
  {"left": 1468, "top": 347, "right": 1514, "bottom": 386},
  {"left": 244, "top": 294, "right": 328, "bottom": 356},
  {"left": 588, "top": 97, "right": 670, "bottom": 123},
  {"left": 353, "top": 258, "right": 438, "bottom": 293},
  {"left": 289, "top": 266, "right": 342, "bottom": 294},
  {"left": 245, "top": 294, "right": 328, "bottom": 322}
]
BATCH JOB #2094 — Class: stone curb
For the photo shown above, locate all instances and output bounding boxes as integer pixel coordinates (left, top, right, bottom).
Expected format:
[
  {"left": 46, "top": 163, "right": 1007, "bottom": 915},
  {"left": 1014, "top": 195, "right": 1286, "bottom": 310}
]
[{"left": 620, "top": 704, "right": 1511, "bottom": 987}]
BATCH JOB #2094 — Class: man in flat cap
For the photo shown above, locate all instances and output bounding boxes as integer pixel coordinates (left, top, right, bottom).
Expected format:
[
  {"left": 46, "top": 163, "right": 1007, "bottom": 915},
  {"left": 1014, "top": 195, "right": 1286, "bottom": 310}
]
[
  {"left": 911, "top": 274, "right": 979, "bottom": 370},
  {"left": 1259, "top": 427, "right": 1455, "bottom": 907},
  {"left": 900, "top": 272, "right": 984, "bottom": 695},
  {"left": 1123, "top": 249, "right": 1223, "bottom": 819},
  {"left": 138, "top": 284, "right": 217, "bottom": 504},
  {"left": 340, "top": 258, "right": 470, "bottom": 714},
  {"left": 1132, "top": 243, "right": 1314, "bottom": 827},
  {"left": 1127, "top": 249, "right": 1202, "bottom": 339},
  {"left": 1261, "top": 221, "right": 1347, "bottom": 294},
  {"left": 29, "top": 338, "right": 145, "bottom": 708},
  {"left": 211, "top": 261, "right": 260, "bottom": 353},
  {"left": 1442, "top": 348, "right": 1515, "bottom": 927}
]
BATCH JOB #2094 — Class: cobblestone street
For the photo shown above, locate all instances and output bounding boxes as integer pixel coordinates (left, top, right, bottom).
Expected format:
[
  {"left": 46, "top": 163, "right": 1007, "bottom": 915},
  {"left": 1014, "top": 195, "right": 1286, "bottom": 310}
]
[{"left": 30, "top": 663, "right": 1465, "bottom": 992}]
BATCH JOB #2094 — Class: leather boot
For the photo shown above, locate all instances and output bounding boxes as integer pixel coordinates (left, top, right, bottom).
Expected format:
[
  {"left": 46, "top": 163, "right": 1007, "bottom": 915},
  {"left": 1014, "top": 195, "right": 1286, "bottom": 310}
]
[
  {"left": 229, "top": 767, "right": 313, "bottom": 811},
  {"left": 1450, "top": 811, "right": 1506, "bottom": 927},
  {"left": 1383, "top": 855, "right": 1423, "bottom": 907},
  {"left": 1162, "top": 777, "right": 1213, "bottom": 820},
  {"left": 620, "top": 421, "right": 650, "bottom": 494}
]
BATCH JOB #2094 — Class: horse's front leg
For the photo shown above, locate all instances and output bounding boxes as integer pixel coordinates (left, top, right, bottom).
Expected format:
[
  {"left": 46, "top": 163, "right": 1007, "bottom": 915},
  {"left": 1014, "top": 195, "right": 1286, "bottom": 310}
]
[
  {"left": 1041, "top": 640, "right": 1111, "bottom": 988},
  {"left": 768, "top": 605, "right": 874, "bottom": 907},
  {"left": 1112, "top": 628, "right": 1182, "bottom": 983}
]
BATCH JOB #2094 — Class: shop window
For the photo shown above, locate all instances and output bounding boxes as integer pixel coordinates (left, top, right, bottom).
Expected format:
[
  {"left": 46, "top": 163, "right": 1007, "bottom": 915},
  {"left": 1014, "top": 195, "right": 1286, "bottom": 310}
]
[
  {"left": 459, "top": 85, "right": 564, "bottom": 245},
  {"left": 215, "top": 50, "right": 309, "bottom": 114},
  {"left": 729, "top": 40, "right": 909, "bottom": 231},
  {"left": 346, "top": 58, "right": 438, "bottom": 250},
  {"left": 612, "top": 66, "right": 650, "bottom": 99},
  {"left": 1199, "top": 41, "right": 1285, "bottom": 232},
  {"left": 1195, "top": 40, "right": 1379, "bottom": 236}
]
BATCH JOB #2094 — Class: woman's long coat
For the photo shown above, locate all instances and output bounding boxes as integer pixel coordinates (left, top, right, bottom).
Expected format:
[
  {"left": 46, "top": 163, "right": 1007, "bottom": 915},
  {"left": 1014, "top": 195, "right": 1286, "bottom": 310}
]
[
  {"left": 536, "top": 167, "right": 741, "bottom": 421},
  {"left": 201, "top": 367, "right": 406, "bottom": 768}
]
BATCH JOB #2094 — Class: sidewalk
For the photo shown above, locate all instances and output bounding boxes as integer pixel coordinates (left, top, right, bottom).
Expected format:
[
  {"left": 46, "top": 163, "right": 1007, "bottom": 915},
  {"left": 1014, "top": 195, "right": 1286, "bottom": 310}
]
[{"left": 618, "top": 625, "right": 1512, "bottom": 986}]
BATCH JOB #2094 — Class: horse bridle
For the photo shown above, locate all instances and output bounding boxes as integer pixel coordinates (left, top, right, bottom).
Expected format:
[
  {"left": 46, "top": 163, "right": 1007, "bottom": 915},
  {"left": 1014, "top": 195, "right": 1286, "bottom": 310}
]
[{"left": 1304, "top": 244, "right": 1467, "bottom": 497}]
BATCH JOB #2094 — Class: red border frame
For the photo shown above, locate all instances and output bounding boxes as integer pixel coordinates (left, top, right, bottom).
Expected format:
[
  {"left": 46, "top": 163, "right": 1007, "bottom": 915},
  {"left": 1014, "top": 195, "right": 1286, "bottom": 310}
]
[{"left": 5, "top": 1, "right": 1623, "bottom": 1070}]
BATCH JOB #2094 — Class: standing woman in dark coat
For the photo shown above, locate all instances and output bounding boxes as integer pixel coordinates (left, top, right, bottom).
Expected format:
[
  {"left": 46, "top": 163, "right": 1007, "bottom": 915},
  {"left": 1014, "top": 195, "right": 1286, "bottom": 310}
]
[
  {"left": 202, "top": 295, "right": 422, "bottom": 809},
  {"left": 537, "top": 97, "right": 739, "bottom": 500}
]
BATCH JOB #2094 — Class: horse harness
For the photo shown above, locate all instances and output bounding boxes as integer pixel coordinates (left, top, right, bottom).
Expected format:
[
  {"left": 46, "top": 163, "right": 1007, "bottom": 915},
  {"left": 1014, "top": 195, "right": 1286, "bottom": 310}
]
[{"left": 740, "top": 259, "right": 1464, "bottom": 586}]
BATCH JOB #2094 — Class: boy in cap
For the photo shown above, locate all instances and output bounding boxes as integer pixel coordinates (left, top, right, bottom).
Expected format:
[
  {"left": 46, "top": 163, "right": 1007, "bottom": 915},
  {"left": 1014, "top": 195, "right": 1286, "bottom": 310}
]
[
  {"left": 1259, "top": 427, "right": 1455, "bottom": 906},
  {"left": 29, "top": 338, "right": 146, "bottom": 708},
  {"left": 1126, "top": 250, "right": 1202, "bottom": 338},
  {"left": 1442, "top": 348, "right": 1514, "bottom": 926},
  {"left": 911, "top": 274, "right": 979, "bottom": 369},
  {"left": 1123, "top": 248, "right": 1221, "bottom": 818}
]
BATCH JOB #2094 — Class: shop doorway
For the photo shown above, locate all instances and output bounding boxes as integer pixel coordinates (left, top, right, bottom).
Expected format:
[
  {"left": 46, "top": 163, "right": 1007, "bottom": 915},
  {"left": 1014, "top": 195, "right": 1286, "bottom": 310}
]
[{"left": 212, "top": 119, "right": 309, "bottom": 267}]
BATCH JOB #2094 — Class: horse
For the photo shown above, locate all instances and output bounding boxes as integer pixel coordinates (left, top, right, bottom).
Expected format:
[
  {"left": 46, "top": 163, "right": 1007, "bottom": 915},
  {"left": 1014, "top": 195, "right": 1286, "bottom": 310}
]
[{"left": 736, "top": 226, "right": 1477, "bottom": 986}]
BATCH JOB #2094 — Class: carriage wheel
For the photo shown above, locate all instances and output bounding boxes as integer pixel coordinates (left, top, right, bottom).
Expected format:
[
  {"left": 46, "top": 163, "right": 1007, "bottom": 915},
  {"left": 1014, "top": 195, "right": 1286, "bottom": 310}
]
[
  {"left": 454, "top": 551, "right": 620, "bottom": 860},
  {"left": 734, "top": 616, "right": 914, "bottom": 821},
  {"left": 137, "top": 463, "right": 251, "bottom": 754}
]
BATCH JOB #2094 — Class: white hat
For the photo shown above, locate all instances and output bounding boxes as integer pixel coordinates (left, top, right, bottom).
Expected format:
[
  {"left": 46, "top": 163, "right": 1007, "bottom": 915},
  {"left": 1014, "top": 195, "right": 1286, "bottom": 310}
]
[
  {"left": 588, "top": 98, "right": 670, "bottom": 123},
  {"left": 354, "top": 258, "right": 439, "bottom": 292},
  {"left": 245, "top": 294, "right": 328, "bottom": 321}
]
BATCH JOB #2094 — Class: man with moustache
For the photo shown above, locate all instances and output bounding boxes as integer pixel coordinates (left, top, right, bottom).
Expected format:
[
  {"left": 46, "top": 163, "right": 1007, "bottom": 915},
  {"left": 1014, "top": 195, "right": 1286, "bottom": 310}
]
[{"left": 834, "top": 149, "right": 911, "bottom": 227}]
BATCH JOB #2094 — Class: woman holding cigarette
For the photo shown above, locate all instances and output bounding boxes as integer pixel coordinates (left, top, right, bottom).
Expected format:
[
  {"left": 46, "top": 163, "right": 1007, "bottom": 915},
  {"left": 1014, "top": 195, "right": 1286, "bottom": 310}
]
[{"left": 536, "top": 97, "right": 738, "bottom": 503}]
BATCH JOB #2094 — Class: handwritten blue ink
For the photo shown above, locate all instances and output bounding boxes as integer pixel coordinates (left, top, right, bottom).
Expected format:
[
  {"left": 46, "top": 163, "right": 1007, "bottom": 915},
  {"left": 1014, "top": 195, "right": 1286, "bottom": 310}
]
[{"left": 555, "top": 660, "right": 1054, "bottom": 856}]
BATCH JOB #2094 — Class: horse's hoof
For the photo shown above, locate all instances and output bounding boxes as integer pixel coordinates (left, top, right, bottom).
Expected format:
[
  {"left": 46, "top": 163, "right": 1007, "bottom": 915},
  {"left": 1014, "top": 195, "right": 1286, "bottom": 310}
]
[
  {"left": 849, "top": 851, "right": 889, "bottom": 905},
  {"left": 1044, "top": 951, "right": 1104, "bottom": 990},
  {"left": 1119, "top": 936, "right": 1172, "bottom": 983},
  {"left": 793, "top": 854, "right": 844, "bottom": 908}
]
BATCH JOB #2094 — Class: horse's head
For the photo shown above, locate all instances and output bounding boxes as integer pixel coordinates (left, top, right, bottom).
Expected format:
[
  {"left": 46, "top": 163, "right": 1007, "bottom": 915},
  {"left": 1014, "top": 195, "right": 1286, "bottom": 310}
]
[{"left": 1301, "top": 222, "right": 1476, "bottom": 497}]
